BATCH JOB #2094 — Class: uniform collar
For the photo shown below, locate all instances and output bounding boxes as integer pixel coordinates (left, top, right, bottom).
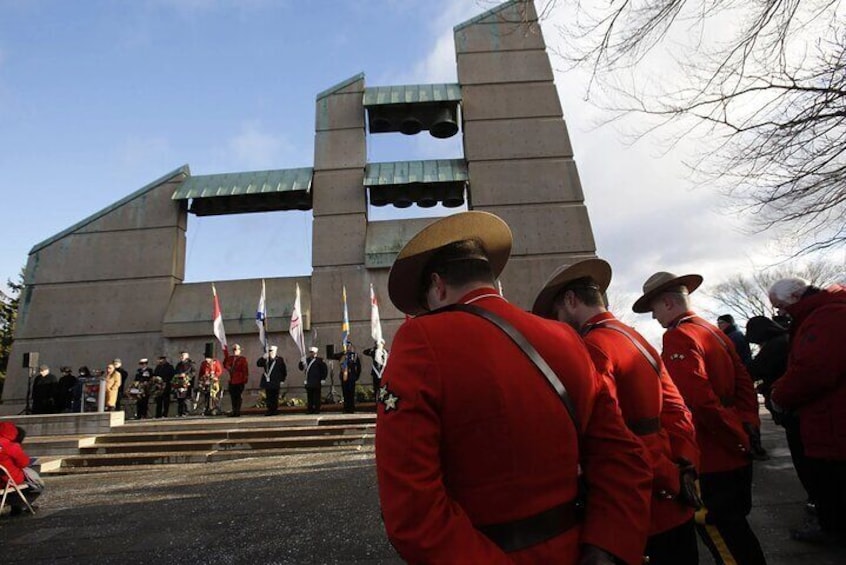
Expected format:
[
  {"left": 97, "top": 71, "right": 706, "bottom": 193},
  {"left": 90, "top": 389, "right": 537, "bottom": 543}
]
[
  {"left": 669, "top": 310, "right": 697, "bottom": 328},
  {"left": 457, "top": 286, "right": 505, "bottom": 305}
]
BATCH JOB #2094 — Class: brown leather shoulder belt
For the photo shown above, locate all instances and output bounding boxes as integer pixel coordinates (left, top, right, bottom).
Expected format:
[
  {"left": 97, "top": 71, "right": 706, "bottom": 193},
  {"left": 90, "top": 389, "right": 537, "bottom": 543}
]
[{"left": 478, "top": 499, "right": 582, "bottom": 553}]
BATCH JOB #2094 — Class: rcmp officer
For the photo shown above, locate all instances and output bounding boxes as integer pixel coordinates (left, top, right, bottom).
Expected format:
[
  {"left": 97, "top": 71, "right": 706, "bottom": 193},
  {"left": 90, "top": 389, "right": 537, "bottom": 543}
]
[
  {"left": 634, "top": 271, "right": 766, "bottom": 565},
  {"left": 257, "top": 345, "right": 287, "bottom": 416},
  {"left": 376, "top": 211, "right": 653, "bottom": 565},
  {"left": 533, "top": 259, "right": 701, "bottom": 564},
  {"left": 223, "top": 344, "right": 249, "bottom": 417}
]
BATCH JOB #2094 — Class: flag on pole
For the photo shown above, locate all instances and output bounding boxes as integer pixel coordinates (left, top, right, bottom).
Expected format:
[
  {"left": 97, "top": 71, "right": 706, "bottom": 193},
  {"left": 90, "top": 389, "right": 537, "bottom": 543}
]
[
  {"left": 256, "top": 279, "right": 268, "bottom": 352},
  {"left": 289, "top": 283, "right": 306, "bottom": 363},
  {"left": 370, "top": 283, "right": 388, "bottom": 366},
  {"left": 341, "top": 285, "right": 350, "bottom": 353},
  {"left": 212, "top": 283, "right": 228, "bottom": 356}
]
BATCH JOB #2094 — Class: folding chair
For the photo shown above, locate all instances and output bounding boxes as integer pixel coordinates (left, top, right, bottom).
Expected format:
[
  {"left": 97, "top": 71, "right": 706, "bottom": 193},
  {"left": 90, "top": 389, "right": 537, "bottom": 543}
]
[{"left": 0, "top": 464, "right": 35, "bottom": 516}]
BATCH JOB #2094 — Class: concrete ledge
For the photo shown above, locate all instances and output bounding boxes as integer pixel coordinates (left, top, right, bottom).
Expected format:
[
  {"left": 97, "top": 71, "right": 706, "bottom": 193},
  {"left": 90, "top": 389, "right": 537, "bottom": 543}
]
[{"left": 0, "top": 411, "right": 124, "bottom": 436}]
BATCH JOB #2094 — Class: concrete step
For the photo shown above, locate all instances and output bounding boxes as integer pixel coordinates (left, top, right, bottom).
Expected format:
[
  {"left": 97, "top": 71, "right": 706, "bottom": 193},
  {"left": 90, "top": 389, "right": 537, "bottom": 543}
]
[
  {"left": 40, "top": 445, "right": 373, "bottom": 475},
  {"left": 91, "top": 423, "right": 374, "bottom": 444},
  {"left": 113, "top": 413, "right": 375, "bottom": 434},
  {"left": 79, "top": 432, "right": 374, "bottom": 454},
  {"left": 55, "top": 439, "right": 374, "bottom": 469}
]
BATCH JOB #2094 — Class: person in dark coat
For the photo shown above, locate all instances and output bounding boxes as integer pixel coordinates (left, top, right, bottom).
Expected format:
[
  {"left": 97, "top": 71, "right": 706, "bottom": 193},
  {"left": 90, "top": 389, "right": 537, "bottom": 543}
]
[
  {"left": 113, "top": 358, "right": 128, "bottom": 410},
  {"left": 31, "top": 365, "right": 58, "bottom": 414},
  {"left": 258, "top": 345, "right": 287, "bottom": 416},
  {"left": 746, "top": 315, "right": 814, "bottom": 511},
  {"left": 770, "top": 279, "right": 846, "bottom": 544},
  {"left": 717, "top": 314, "right": 753, "bottom": 369},
  {"left": 134, "top": 359, "right": 154, "bottom": 419},
  {"left": 153, "top": 356, "right": 176, "bottom": 418},
  {"left": 363, "top": 340, "right": 389, "bottom": 402},
  {"left": 299, "top": 347, "right": 328, "bottom": 414},
  {"left": 340, "top": 344, "right": 362, "bottom": 414},
  {"left": 56, "top": 367, "right": 78, "bottom": 413}
]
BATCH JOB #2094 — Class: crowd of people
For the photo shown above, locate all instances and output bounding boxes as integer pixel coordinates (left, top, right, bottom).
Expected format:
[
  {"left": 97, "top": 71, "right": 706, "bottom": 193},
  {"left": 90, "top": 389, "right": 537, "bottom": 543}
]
[
  {"left": 374, "top": 211, "right": 846, "bottom": 565},
  {"left": 25, "top": 342, "right": 388, "bottom": 420}
]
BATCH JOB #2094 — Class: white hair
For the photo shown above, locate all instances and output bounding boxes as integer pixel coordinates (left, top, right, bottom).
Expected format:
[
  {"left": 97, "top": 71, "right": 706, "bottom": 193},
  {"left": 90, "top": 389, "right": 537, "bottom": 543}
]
[{"left": 769, "top": 277, "right": 810, "bottom": 304}]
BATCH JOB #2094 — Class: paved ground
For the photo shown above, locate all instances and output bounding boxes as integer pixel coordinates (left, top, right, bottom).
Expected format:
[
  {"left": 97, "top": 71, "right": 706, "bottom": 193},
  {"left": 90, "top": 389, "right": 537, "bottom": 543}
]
[{"left": 2, "top": 413, "right": 845, "bottom": 564}]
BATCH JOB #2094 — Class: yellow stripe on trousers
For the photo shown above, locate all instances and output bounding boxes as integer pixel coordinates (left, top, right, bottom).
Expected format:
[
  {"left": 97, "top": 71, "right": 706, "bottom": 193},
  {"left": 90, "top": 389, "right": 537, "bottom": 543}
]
[{"left": 703, "top": 524, "right": 738, "bottom": 565}]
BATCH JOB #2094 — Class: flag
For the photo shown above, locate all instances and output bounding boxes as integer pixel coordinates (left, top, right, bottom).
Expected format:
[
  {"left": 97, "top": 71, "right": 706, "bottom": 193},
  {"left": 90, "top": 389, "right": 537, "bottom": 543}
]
[
  {"left": 289, "top": 283, "right": 306, "bottom": 363},
  {"left": 370, "top": 283, "right": 383, "bottom": 345},
  {"left": 371, "top": 283, "right": 388, "bottom": 367},
  {"left": 341, "top": 285, "right": 350, "bottom": 353},
  {"left": 212, "top": 283, "right": 228, "bottom": 356},
  {"left": 256, "top": 279, "right": 267, "bottom": 352}
]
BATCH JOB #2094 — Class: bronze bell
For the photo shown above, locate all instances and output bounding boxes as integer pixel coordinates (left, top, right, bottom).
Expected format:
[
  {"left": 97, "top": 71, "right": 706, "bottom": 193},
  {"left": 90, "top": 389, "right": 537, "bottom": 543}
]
[
  {"left": 370, "top": 116, "right": 392, "bottom": 134},
  {"left": 429, "top": 106, "right": 458, "bottom": 139},
  {"left": 442, "top": 184, "right": 465, "bottom": 208},
  {"left": 399, "top": 116, "right": 423, "bottom": 135},
  {"left": 369, "top": 187, "right": 388, "bottom": 207},
  {"left": 417, "top": 185, "right": 438, "bottom": 208}
]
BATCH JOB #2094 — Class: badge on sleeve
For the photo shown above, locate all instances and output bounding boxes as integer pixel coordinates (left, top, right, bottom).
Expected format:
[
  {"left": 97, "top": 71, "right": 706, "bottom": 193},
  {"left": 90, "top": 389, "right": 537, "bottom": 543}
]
[{"left": 378, "top": 385, "right": 400, "bottom": 412}]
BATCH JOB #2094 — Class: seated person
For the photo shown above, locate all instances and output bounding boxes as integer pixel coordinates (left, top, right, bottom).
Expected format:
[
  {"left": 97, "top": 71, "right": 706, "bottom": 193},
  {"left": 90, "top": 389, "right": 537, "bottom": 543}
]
[{"left": 0, "top": 421, "right": 44, "bottom": 516}]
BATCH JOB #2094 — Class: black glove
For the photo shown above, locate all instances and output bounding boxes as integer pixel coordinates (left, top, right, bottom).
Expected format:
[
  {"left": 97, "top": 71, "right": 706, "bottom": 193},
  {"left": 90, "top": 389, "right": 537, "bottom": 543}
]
[
  {"left": 743, "top": 422, "right": 769, "bottom": 461},
  {"left": 677, "top": 463, "right": 703, "bottom": 509},
  {"left": 578, "top": 545, "right": 621, "bottom": 565}
]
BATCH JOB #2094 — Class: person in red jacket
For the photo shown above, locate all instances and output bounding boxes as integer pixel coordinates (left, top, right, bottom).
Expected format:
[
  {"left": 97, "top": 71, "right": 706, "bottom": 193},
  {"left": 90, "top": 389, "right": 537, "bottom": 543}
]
[
  {"left": 634, "top": 271, "right": 766, "bottom": 565},
  {"left": 223, "top": 344, "right": 249, "bottom": 417},
  {"left": 377, "top": 211, "right": 653, "bottom": 565},
  {"left": 533, "top": 258, "right": 701, "bottom": 564},
  {"left": 197, "top": 356, "right": 223, "bottom": 416},
  {"left": 0, "top": 421, "right": 41, "bottom": 515},
  {"left": 769, "top": 278, "right": 846, "bottom": 544}
]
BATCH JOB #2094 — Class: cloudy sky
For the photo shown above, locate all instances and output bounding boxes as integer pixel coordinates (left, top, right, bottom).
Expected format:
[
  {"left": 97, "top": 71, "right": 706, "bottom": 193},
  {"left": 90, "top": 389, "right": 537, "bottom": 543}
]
[{"left": 0, "top": 0, "right": 842, "bottom": 341}]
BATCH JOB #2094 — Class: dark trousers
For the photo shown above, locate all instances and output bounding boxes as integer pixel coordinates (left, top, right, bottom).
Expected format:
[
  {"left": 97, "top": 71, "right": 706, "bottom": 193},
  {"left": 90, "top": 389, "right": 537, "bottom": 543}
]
[
  {"left": 697, "top": 464, "right": 766, "bottom": 565},
  {"left": 136, "top": 397, "right": 149, "bottom": 419},
  {"left": 342, "top": 384, "right": 356, "bottom": 413},
  {"left": 229, "top": 383, "right": 244, "bottom": 416},
  {"left": 265, "top": 387, "right": 280, "bottom": 415},
  {"left": 645, "top": 518, "right": 698, "bottom": 565},
  {"left": 306, "top": 387, "right": 321, "bottom": 414},
  {"left": 783, "top": 416, "right": 814, "bottom": 503},
  {"left": 805, "top": 457, "right": 846, "bottom": 536},
  {"left": 155, "top": 385, "right": 172, "bottom": 418},
  {"left": 176, "top": 397, "right": 189, "bottom": 416}
]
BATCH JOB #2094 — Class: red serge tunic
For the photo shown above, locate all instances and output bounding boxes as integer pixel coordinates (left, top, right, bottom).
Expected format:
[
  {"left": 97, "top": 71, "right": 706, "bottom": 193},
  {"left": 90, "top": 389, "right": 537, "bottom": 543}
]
[
  {"left": 376, "top": 288, "right": 653, "bottom": 565},
  {"left": 771, "top": 286, "right": 846, "bottom": 460},
  {"left": 223, "top": 355, "right": 249, "bottom": 386},
  {"left": 661, "top": 312, "right": 759, "bottom": 474},
  {"left": 581, "top": 312, "right": 698, "bottom": 535}
]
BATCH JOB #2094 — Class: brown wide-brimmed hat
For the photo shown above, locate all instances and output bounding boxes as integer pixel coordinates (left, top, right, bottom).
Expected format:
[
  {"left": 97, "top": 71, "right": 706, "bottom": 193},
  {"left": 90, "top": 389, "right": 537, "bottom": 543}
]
[
  {"left": 632, "top": 271, "right": 703, "bottom": 313},
  {"left": 387, "top": 211, "right": 512, "bottom": 316},
  {"left": 532, "top": 258, "right": 612, "bottom": 319}
]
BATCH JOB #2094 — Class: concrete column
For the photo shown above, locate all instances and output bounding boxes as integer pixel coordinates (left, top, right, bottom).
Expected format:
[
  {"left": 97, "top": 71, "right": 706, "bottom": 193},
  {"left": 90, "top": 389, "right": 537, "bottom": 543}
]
[
  {"left": 455, "top": 0, "right": 597, "bottom": 310},
  {"left": 310, "top": 74, "right": 373, "bottom": 354}
]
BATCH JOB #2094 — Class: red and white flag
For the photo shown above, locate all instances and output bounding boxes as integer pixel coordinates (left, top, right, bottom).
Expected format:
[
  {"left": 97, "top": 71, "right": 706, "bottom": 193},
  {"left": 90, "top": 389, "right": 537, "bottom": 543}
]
[
  {"left": 212, "top": 283, "right": 228, "bottom": 356},
  {"left": 370, "top": 283, "right": 387, "bottom": 366}
]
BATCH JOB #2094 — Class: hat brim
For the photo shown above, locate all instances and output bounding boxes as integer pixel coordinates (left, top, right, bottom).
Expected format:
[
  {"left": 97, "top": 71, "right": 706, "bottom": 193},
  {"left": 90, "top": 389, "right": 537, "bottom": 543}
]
[
  {"left": 388, "top": 211, "right": 512, "bottom": 316},
  {"left": 632, "top": 274, "right": 703, "bottom": 313},
  {"left": 532, "top": 258, "right": 612, "bottom": 319}
]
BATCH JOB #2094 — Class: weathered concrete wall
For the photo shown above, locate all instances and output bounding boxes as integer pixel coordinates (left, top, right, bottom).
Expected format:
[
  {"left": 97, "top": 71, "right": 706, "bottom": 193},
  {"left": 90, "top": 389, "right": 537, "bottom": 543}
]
[
  {"left": 456, "top": 0, "right": 597, "bottom": 310},
  {"left": 1, "top": 168, "right": 188, "bottom": 414}
]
